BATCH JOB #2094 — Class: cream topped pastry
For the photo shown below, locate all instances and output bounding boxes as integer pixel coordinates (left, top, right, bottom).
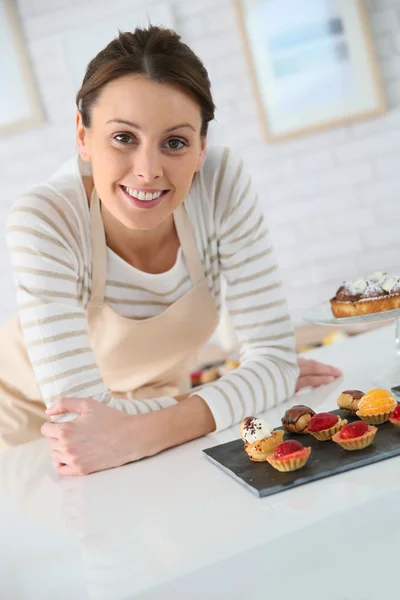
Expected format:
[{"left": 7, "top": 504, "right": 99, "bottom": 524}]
[
  {"left": 240, "top": 416, "right": 273, "bottom": 444},
  {"left": 331, "top": 272, "right": 400, "bottom": 318}
]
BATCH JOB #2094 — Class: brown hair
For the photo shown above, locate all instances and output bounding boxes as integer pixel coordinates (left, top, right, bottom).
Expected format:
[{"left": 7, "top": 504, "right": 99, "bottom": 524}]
[{"left": 76, "top": 25, "right": 215, "bottom": 137}]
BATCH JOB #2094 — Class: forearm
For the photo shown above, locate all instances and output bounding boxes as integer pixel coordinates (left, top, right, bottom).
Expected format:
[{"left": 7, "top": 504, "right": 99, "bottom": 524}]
[{"left": 126, "top": 395, "right": 216, "bottom": 460}]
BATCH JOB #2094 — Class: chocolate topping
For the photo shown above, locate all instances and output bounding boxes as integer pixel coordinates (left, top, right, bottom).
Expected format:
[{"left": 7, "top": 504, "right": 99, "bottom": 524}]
[
  {"left": 341, "top": 390, "right": 364, "bottom": 400},
  {"left": 335, "top": 285, "right": 361, "bottom": 302},
  {"left": 282, "top": 405, "right": 315, "bottom": 426},
  {"left": 242, "top": 416, "right": 261, "bottom": 437}
]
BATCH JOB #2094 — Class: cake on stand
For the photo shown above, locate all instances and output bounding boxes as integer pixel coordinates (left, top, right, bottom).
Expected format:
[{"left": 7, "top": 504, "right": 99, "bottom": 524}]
[{"left": 303, "top": 301, "right": 400, "bottom": 389}]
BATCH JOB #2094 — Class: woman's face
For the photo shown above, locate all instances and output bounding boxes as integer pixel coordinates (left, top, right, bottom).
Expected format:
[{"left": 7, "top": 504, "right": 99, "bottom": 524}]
[{"left": 76, "top": 75, "right": 207, "bottom": 231}]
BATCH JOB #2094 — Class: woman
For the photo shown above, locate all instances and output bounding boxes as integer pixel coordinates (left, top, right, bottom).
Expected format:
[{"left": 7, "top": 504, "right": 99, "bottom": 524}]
[{"left": 2, "top": 26, "right": 341, "bottom": 475}]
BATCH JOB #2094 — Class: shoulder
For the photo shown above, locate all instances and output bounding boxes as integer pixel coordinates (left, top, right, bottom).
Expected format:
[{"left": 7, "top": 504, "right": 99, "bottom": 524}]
[
  {"left": 7, "top": 155, "right": 89, "bottom": 233},
  {"left": 192, "top": 145, "right": 253, "bottom": 225},
  {"left": 190, "top": 145, "right": 244, "bottom": 210},
  {"left": 7, "top": 155, "right": 89, "bottom": 255},
  {"left": 198, "top": 145, "right": 242, "bottom": 189}
]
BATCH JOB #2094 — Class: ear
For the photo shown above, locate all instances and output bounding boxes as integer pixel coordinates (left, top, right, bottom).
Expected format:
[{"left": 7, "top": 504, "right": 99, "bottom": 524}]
[
  {"left": 195, "top": 136, "right": 207, "bottom": 172},
  {"left": 76, "top": 110, "right": 91, "bottom": 162}
]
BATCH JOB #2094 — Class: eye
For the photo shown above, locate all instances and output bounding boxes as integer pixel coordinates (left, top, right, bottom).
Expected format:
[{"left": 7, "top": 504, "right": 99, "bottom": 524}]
[
  {"left": 164, "top": 138, "right": 188, "bottom": 152},
  {"left": 113, "top": 132, "right": 135, "bottom": 144}
]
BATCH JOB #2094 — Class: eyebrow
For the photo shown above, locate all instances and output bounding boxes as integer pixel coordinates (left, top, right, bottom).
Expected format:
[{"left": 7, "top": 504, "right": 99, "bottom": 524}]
[{"left": 106, "top": 119, "right": 197, "bottom": 133}]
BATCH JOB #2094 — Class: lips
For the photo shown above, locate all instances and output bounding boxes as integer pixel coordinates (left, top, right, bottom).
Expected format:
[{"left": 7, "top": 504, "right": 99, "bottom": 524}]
[{"left": 119, "top": 185, "right": 169, "bottom": 209}]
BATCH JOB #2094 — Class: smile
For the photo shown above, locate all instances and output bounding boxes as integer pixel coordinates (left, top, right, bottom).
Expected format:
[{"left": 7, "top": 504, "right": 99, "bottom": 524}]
[
  {"left": 122, "top": 186, "right": 165, "bottom": 201},
  {"left": 120, "top": 185, "right": 169, "bottom": 209}
]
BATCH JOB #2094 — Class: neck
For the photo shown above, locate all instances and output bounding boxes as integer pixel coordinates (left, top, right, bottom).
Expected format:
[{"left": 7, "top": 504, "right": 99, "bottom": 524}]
[
  {"left": 82, "top": 176, "right": 179, "bottom": 273},
  {"left": 101, "top": 202, "right": 176, "bottom": 267}
]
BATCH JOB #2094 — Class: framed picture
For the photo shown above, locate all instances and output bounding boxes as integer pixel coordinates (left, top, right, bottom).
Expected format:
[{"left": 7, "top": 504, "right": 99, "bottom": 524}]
[
  {"left": 235, "top": 0, "right": 386, "bottom": 141},
  {"left": 0, "top": 0, "right": 44, "bottom": 135}
]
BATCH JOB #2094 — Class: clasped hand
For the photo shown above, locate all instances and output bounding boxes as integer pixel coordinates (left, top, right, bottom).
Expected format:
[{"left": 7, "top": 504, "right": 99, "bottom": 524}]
[{"left": 41, "top": 397, "right": 153, "bottom": 476}]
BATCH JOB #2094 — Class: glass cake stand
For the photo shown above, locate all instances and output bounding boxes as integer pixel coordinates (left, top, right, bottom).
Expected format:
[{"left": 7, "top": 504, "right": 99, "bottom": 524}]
[{"left": 303, "top": 301, "right": 400, "bottom": 389}]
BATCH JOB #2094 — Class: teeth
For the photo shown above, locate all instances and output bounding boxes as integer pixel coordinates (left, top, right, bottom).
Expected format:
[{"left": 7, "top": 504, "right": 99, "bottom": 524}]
[{"left": 123, "top": 187, "right": 163, "bottom": 201}]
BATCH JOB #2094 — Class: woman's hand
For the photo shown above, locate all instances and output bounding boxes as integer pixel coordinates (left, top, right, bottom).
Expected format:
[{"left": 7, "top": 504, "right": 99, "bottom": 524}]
[
  {"left": 296, "top": 356, "right": 342, "bottom": 391},
  {"left": 41, "top": 397, "right": 153, "bottom": 476}
]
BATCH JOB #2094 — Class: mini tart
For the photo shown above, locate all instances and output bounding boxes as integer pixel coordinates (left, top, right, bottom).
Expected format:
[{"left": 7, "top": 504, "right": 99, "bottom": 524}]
[
  {"left": 224, "top": 359, "right": 240, "bottom": 371},
  {"left": 199, "top": 367, "right": 220, "bottom": 384},
  {"left": 332, "top": 422, "right": 377, "bottom": 451},
  {"left": 245, "top": 430, "right": 284, "bottom": 462},
  {"left": 389, "top": 405, "right": 400, "bottom": 426},
  {"left": 266, "top": 443, "right": 311, "bottom": 472},
  {"left": 306, "top": 413, "right": 347, "bottom": 441},
  {"left": 356, "top": 388, "right": 398, "bottom": 425},
  {"left": 281, "top": 404, "right": 315, "bottom": 434},
  {"left": 337, "top": 390, "right": 364, "bottom": 415}
]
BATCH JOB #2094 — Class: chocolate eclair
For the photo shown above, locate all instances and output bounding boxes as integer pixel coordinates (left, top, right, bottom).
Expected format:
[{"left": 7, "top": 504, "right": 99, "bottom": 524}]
[
  {"left": 337, "top": 390, "right": 364, "bottom": 415},
  {"left": 281, "top": 405, "right": 316, "bottom": 434}
]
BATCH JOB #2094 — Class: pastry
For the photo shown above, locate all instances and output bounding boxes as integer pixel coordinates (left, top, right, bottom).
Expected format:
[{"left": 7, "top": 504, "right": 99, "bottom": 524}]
[
  {"left": 266, "top": 440, "right": 311, "bottom": 472},
  {"left": 224, "top": 359, "right": 240, "bottom": 371},
  {"left": 240, "top": 416, "right": 284, "bottom": 462},
  {"left": 356, "top": 388, "right": 397, "bottom": 425},
  {"left": 330, "top": 272, "right": 400, "bottom": 318},
  {"left": 190, "top": 368, "right": 203, "bottom": 387},
  {"left": 337, "top": 390, "right": 364, "bottom": 415},
  {"left": 332, "top": 420, "right": 377, "bottom": 451},
  {"left": 199, "top": 366, "right": 220, "bottom": 384},
  {"left": 216, "top": 359, "right": 240, "bottom": 378},
  {"left": 389, "top": 405, "right": 400, "bottom": 426},
  {"left": 281, "top": 404, "right": 315, "bottom": 434},
  {"left": 306, "top": 412, "right": 347, "bottom": 441}
]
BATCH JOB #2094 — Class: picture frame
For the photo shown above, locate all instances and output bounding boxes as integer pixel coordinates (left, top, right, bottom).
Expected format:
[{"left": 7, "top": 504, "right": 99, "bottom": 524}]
[
  {"left": 235, "top": 0, "right": 386, "bottom": 141},
  {"left": 0, "top": 0, "right": 44, "bottom": 135}
]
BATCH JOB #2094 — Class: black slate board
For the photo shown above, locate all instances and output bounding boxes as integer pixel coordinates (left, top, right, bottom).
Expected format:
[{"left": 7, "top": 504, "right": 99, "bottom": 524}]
[{"left": 203, "top": 409, "right": 400, "bottom": 497}]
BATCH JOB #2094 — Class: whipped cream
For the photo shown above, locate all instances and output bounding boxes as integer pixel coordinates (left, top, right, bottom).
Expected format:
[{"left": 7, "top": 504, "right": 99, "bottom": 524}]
[
  {"left": 367, "top": 271, "right": 387, "bottom": 283},
  {"left": 241, "top": 417, "right": 273, "bottom": 444},
  {"left": 381, "top": 277, "right": 399, "bottom": 293},
  {"left": 351, "top": 279, "right": 368, "bottom": 294}
]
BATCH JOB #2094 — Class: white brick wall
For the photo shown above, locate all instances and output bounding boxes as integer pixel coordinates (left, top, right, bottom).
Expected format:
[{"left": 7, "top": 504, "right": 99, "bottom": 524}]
[{"left": 1, "top": 0, "right": 400, "bottom": 327}]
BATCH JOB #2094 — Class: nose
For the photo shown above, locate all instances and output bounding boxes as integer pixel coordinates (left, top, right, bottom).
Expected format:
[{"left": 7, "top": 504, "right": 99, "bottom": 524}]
[{"left": 133, "top": 144, "right": 163, "bottom": 182}]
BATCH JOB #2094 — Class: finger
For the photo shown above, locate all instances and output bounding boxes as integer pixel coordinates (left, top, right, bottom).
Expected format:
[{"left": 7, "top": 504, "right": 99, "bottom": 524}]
[
  {"left": 56, "top": 463, "right": 77, "bottom": 477},
  {"left": 45, "top": 397, "right": 88, "bottom": 417},
  {"left": 297, "top": 358, "right": 342, "bottom": 377},
  {"left": 52, "top": 450, "right": 70, "bottom": 465},
  {"left": 296, "top": 374, "right": 335, "bottom": 391},
  {"left": 41, "top": 421, "right": 63, "bottom": 439},
  {"left": 46, "top": 437, "right": 64, "bottom": 451},
  {"left": 56, "top": 463, "right": 88, "bottom": 477}
]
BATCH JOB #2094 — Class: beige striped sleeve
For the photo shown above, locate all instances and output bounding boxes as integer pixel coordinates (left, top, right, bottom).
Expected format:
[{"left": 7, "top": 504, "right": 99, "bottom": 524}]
[
  {"left": 191, "top": 149, "right": 299, "bottom": 431},
  {"left": 6, "top": 191, "right": 176, "bottom": 417}
]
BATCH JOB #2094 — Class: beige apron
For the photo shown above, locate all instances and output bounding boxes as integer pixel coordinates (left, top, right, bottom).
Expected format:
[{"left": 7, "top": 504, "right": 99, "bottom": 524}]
[{"left": 0, "top": 189, "right": 219, "bottom": 450}]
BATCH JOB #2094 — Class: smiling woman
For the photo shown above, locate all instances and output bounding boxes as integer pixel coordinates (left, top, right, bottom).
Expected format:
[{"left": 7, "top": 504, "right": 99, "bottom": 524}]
[{"left": 0, "top": 25, "right": 339, "bottom": 476}]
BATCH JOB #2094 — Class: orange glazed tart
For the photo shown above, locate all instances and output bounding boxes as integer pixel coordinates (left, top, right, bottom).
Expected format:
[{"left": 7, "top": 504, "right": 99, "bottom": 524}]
[
  {"left": 306, "top": 412, "right": 347, "bottom": 441},
  {"left": 356, "top": 389, "right": 397, "bottom": 425},
  {"left": 389, "top": 405, "right": 400, "bottom": 426},
  {"left": 266, "top": 440, "right": 311, "bottom": 472},
  {"left": 240, "top": 416, "right": 284, "bottom": 462},
  {"left": 332, "top": 420, "right": 377, "bottom": 451}
]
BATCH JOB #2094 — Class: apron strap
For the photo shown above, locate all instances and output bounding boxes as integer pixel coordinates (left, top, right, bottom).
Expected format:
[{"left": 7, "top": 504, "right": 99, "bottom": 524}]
[
  {"left": 173, "top": 202, "right": 205, "bottom": 287},
  {"left": 88, "top": 190, "right": 206, "bottom": 306},
  {"left": 88, "top": 188, "right": 107, "bottom": 306}
]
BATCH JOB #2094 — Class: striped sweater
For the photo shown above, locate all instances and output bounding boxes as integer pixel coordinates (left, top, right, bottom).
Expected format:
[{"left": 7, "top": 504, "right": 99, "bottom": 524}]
[{"left": 6, "top": 146, "right": 299, "bottom": 431}]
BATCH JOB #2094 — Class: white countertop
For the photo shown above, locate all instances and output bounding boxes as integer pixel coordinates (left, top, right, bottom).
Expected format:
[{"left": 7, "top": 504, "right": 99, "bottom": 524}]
[{"left": 1, "top": 324, "right": 399, "bottom": 600}]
